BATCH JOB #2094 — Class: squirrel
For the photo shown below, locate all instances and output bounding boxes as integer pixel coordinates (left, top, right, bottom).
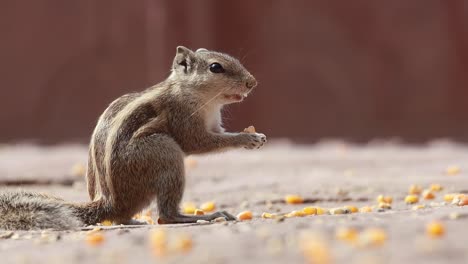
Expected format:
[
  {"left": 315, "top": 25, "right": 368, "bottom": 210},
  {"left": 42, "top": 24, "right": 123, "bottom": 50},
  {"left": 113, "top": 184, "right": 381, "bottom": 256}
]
[{"left": 0, "top": 46, "right": 266, "bottom": 230}]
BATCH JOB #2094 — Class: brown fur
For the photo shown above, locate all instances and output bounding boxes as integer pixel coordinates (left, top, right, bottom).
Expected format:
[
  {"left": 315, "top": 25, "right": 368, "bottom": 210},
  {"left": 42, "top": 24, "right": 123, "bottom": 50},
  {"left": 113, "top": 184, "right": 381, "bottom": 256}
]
[{"left": 0, "top": 46, "right": 266, "bottom": 230}]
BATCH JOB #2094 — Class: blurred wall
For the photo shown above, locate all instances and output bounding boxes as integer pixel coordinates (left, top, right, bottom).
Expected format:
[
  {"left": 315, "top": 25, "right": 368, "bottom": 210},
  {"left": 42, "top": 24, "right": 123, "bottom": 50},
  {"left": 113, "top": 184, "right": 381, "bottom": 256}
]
[{"left": 1, "top": 0, "right": 468, "bottom": 143}]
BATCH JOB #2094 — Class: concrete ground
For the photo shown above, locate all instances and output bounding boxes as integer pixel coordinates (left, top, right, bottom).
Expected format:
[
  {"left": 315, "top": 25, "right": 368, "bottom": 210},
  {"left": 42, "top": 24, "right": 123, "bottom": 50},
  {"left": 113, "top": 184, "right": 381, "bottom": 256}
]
[{"left": 0, "top": 140, "right": 467, "bottom": 264}]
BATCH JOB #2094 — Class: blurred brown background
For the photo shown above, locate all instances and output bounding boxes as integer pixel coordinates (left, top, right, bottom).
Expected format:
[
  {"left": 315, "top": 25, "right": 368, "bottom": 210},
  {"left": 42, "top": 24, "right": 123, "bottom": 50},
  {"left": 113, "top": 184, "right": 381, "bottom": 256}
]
[{"left": 1, "top": 0, "right": 468, "bottom": 143}]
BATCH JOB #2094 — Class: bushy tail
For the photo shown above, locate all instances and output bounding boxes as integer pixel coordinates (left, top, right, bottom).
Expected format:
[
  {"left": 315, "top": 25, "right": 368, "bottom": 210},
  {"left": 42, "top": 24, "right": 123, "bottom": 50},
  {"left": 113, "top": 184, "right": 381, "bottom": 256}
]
[{"left": 0, "top": 190, "right": 110, "bottom": 230}]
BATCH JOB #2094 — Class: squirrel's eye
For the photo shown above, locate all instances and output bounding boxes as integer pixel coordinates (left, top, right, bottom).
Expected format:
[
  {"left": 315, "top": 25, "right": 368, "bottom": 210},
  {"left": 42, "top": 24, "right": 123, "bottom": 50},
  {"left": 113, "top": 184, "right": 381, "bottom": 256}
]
[{"left": 209, "top": 63, "right": 225, "bottom": 73}]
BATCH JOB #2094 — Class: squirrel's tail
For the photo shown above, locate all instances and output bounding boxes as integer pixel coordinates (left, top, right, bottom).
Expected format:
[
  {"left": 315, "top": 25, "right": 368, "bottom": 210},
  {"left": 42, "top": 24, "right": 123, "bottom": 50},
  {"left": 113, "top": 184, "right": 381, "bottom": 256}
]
[{"left": 0, "top": 190, "right": 110, "bottom": 230}]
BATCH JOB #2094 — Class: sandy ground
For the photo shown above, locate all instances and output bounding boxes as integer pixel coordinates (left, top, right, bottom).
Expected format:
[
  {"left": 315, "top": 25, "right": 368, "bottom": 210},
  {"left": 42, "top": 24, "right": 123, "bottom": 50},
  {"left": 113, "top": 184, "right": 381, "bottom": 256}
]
[{"left": 0, "top": 140, "right": 467, "bottom": 264}]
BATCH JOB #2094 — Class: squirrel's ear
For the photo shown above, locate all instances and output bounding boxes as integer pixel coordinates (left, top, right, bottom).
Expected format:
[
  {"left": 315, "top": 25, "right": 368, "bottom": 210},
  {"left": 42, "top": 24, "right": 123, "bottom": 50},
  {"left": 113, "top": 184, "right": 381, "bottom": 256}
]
[
  {"left": 196, "top": 48, "right": 208, "bottom": 53},
  {"left": 173, "top": 46, "right": 196, "bottom": 74}
]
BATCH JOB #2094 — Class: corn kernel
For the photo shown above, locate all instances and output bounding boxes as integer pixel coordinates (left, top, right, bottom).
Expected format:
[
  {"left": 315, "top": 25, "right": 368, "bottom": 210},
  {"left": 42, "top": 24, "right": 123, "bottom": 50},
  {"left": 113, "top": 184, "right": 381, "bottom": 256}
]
[
  {"left": 286, "top": 210, "right": 307, "bottom": 217},
  {"left": 200, "top": 201, "right": 216, "bottom": 212},
  {"left": 182, "top": 202, "right": 197, "bottom": 214},
  {"left": 360, "top": 228, "right": 387, "bottom": 246},
  {"left": 408, "top": 184, "right": 422, "bottom": 195},
  {"left": 335, "top": 227, "right": 358, "bottom": 243},
  {"left": 302, "top": 207, "right": 317, "bottom": 215},
  {"left": 344, "top": 206, "right": 358, "bottom": 213},
  {"left": 446, "top": 165, "right": 460, "bottom": 175},
  {"left": 412, "top": 204, "right": 426, "bottom": 210},
  {"left": 285, "top": 194, "right": 304, "bottom": 204},
  {"left": 261, "top": 212, "right": 274, "bottom": 219},
  {"left": 150, "top": 229, "right": 167, "bottom": 256},
  {"left": 237, "top": 211, "right": 253, "bottom": 221},
  {"left": 422, "top": 190, "right": 435, "bottom": 200},
  {"left": 452, "top": 194, "right": 466, "bottom": 205},
  {"left": 243, "top": 125, "right": 256, "bottom": 133},
  {"left": 300, "top": 237, "right": 332, "bottom": 264},
  {"left": 86, "top": 232, "right": 105, "bottom": 246},
  {"left": 377, "top": 195, "right": 393, "bottom": 204},
  {"left": 101, "top": 220, "right": 112, "bottom": 226},
  {"left": 405, "top": 195, "right": 419, "bottom": 204},
  {"left": 316, "top": 207, "right": 328, "bottom": 215},
  {"left": 444, "top": 193, "right": 458, "bottom": 202},
  {"left": 426, "top": 221, "right": 445, "bottom": 238},
  {"left": 174, "top": 234, "right": 193, "bottom": 253},
  {"left": 459, "top": 197, "right": 468, "bottom": 206},
  {"left": 194, "top": 209, "right": 204, "bottom": 215},
  {"left": 359, "top": 206, "right": 373, "bottom": 213},
  {"left": 429, "top": 184, "right": 443, "bottom": 192}
]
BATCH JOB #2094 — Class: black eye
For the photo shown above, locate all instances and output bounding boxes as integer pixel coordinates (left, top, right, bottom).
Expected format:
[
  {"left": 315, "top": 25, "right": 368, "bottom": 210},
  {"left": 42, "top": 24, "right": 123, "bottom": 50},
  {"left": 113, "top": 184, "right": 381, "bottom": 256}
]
[{"left": 209, "top": 63, "right": 225, "bottom": 73}]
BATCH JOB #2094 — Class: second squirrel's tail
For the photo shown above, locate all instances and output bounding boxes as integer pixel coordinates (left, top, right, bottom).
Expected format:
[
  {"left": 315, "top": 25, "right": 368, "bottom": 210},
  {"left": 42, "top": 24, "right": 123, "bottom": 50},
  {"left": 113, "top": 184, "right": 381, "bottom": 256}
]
[{"left": 0, "top": 190, "right": 110, "bottom": 230}]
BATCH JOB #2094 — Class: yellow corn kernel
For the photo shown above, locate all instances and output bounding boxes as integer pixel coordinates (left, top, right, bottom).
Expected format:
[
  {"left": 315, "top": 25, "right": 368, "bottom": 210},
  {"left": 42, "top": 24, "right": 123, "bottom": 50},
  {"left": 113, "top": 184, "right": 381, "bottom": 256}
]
[
  {"left": 446, "top": 165, "right": 460, "bottom": 175},
  {"left": 444, "top": 193, "right": 458, "bottom": 202},
  {"left": 405, "top": 195, "right": 419, "bottom": 204},
  {"left": 451, "top": 194, "right": 466, "bottom": 205},
  {"left": 150, "top": 229, "right": 167, "bottom": 256},
  {"left": 377, "top": 195, "right": 393, "bottom": 204},
  {"left": 101, "top": 220, "right": 112, "bottom": 226},
  {"left": 422, "top": 190, "right": 435, "bottom": 200},
  {"left": 174, "top": 234, "right": 193, "bottom": 253},
  {"left": 412, "top": 204, "right": 426, "bottom": 210},
  {"left": 335, "top": 227, "right": 358, "bottom": 243},
  {"left": 429, "top": 184, "right": 443, "bottom": 192},
  {"left": 360, "top": 228, "right": 387, "bottom": 246},
  {"left": 316, "top": 207, "right": 328, "bottom": 215},
  {"left": 408, "top": 184, "right": 422, "bottom": 195},
  {"left": 194, "top": 209, "right": 204, "bottom": 215},
  {"left": 182, "top": 202, "right": 197, "bottom": 214},
  {"left": 426, "top": 221, "right": 445, "bottom": 238},
  {"left": 302, "top": 207, "right": 317, "bottom": 215},
  {"left": 243, "top": 125, "right": 256, "bottom": 133},
  {"left": 377, "top": 202, "right": 391, "bottom": 209},
  {"left": 262, "top": 212, "right": 274, "bottom": 219},
  {"left": 86, "top": 232, "right": 105, "bottom": 246},
  {"left": 285, "top": 194, "right": 304, "bottom": 204},
  {"left": 300, "top": 237, "right": 332, "bottom": 264},
  {"left": 344, "top": 206, "right": 358, "bottom": 213},
  {"left": 359, "top": 206, "right": 373, "bottom": 213},
  {"left": 200, "top": 201, "right": 216, "bottom": 212},
  {"left": 285, "top": 210, "right": 306, "bottom": 218},
  {"left": 237, "top": 211, "right": 253, "bottom": 221}
]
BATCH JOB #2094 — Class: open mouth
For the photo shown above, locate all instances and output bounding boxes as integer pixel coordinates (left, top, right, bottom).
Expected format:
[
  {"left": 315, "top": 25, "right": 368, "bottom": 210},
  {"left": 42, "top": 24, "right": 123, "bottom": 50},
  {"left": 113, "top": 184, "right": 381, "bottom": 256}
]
[{"left": 223, "top": 92, "right": 248, "bottom": 102}]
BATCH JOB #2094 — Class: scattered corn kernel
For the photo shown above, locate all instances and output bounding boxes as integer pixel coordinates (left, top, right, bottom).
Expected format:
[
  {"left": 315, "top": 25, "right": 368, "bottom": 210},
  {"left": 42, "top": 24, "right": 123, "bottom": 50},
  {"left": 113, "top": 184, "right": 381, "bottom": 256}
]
[
  {"left": 422, "top": 190, "right": 435, "bottom": 200},
  {"left": 405, "top": 195, "right": 419, "bottom": 204},
  {"left": 444, "top": 193, "right": 458, "bottom": 202},
  {"left": 150, "top": 229, "right": 167, "bottom": 256},
  {"left": 408, "top": 184, "right": 423, "bottom": 195},
  {"left": 237, "top": 211, "right": 253, "bottom": 221},
  {"left": 300, "top": 237, "right": 332, "bottom": 264},
  {"left": 446, "top": 165, "right": 460, "bottom": 175},
  {"left": 193, "top": 209, "right": 204, "bottom": 215},
  {"left": 285, "top": 210, "right": 306, "bottom": 218},
  {"left": 182, "top": 202, "right": 197, "bottom": 214},
  {"left": 285, "top": 194, "right": 304, "bottom": 204},
  {"left": 377, "top": 202, "right": 391, "bottom": 210},
  {"left": 101, "top": 220, "right": 112, "bottom": 226},
  {"left": 344, "top": 206, "right": 358, "bottom": 213},
  {"left": 377, "top": 195, "right": 393, "bottom": 204},
  {"left": 316, "top": 207, "right": 329, "bottom": 215},
  {"left": 459, "top": 197, "right": 468, "bottom": 206},
  {"left": 174, "top": 234, "right": 193, "bottom": 253},
  {"left": 86, "top": 232, "right": 105, "bottom": 246},
  {"left": 452, "top": 194, "right": 466, "bottom": 205},
  {"left": 262, "top": 212, "right": 274, "bottom": 219},
  {"left": 426, "top": 221, "right": 445, "bottom": 238},
  {"left": 243, "top": 125, "right": 256, "bottom": 133},
  {"left": 335, "top": 227, "right": 358, "bottom": 243},
  {"left": 359, "top": 206, "right": 373, "bottom": 213},
  {"left": 200, "top": 201, "right": 216, "bottom": 212},
  {"left": 429, "top": 184, "right": 443, "bottom": 192},
  {"left": 412, "top": 204, "right": 426, "bottom": 210},
  {"left": 302, "top": 207, "right": 317, "bottom": 215},
  {"left": 360, "top": 228, "right": 387, "bottom": 246}
]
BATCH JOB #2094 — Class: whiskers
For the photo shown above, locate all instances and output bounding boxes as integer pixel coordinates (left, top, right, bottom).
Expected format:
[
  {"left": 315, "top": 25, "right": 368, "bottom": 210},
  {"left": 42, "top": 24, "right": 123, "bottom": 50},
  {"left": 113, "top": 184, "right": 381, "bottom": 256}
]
[{"left": 187, "top": 86, "right": 230, "bottom": 119}]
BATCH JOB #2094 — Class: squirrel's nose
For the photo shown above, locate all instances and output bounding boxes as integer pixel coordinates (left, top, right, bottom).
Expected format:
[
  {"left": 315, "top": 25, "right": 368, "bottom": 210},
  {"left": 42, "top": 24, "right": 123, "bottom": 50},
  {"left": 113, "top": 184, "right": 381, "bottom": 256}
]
[{"left": 245, "top": 76, "right": 257, "bottom": 89}]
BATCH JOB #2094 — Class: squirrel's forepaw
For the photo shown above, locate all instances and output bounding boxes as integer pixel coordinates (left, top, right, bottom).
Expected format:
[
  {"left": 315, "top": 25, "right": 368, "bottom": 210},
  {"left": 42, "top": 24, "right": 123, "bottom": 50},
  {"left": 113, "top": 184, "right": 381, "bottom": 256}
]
[{"left": 243, "top": 133, "right": 267, "bottom": 149}]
